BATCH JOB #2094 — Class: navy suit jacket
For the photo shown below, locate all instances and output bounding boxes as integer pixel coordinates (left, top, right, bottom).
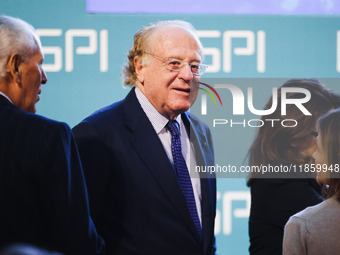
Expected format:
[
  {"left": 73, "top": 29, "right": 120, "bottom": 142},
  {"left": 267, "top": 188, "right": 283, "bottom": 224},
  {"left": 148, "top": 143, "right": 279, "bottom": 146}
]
[
  {"left": 0, "top": 95, "right": 104, "bottom": 255},
  {"left": 73, "top": 88, "right": 216, "bottom": 255}
]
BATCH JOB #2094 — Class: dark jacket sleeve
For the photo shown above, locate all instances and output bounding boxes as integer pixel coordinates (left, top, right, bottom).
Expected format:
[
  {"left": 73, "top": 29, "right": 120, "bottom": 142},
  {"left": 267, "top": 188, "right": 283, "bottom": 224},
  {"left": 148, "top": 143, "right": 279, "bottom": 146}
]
[
  {"left": 72, "top": 121, "right": 115, "bottom": 221},
  {"left": 41, "top": 122, "right": 105, "bottom": 255}
]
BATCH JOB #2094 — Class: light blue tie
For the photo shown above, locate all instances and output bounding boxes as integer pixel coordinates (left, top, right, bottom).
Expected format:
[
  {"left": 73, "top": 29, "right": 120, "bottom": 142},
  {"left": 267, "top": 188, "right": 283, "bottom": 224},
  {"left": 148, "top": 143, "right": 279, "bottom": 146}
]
[{"left": 167, "top": 120, "right": 202, "bottom": 241}]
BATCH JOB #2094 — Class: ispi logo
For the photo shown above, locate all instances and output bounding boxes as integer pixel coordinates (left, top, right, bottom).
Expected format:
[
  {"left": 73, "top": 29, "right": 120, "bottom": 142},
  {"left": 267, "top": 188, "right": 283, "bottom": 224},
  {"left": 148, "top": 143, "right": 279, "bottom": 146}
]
[{"left": 198, "top": 82, "right": 223, "bottom": 107}]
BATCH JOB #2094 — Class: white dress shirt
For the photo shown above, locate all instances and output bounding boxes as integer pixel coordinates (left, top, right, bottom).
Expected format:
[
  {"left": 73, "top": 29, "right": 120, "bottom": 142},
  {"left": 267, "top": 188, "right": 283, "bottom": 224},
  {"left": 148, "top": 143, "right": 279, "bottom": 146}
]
[
  {"left": 135, "top": 87, "right": 202, "bottom": 225},
  {"left": 0, "top": 91, "right": 13, "bottom": 104}
]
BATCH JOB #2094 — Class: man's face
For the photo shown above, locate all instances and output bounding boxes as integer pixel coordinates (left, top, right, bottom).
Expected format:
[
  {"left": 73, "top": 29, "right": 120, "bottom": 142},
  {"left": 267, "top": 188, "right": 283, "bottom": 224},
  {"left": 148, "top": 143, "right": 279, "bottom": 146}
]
[
  {"left": 136, "top": 27, "right": 202, "bottom": 119},
  {"left": 16, "top": 46, "right": 47, "bottom": 113}
]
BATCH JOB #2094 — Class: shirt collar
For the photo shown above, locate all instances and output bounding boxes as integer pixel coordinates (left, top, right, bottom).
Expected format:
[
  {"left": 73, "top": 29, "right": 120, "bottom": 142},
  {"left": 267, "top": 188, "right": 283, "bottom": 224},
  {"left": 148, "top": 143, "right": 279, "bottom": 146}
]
[
  {"left": 135, "top": 87, "right": 182, "bottom": 134},
  {"left": 0, "top": 91, "right": 13, "bottom": 104}
]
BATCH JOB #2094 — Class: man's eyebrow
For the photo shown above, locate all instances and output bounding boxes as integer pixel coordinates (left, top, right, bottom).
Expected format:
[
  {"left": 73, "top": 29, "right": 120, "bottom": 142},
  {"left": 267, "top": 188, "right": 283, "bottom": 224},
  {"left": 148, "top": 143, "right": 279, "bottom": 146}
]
[
  {"left": 164, "top": 55, "right": 182, "bottom": 60},
  {"left": 166, "top": 56, "right": 201, "bottom": 62}
]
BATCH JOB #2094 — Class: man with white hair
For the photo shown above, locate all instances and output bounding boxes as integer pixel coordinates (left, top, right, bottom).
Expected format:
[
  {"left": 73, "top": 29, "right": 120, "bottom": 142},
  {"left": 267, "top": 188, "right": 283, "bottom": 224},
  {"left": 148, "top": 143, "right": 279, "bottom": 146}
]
[
  {"left": 0, "top": 15, "right": 104, "bottom": 255},
  {"left": 73, "top": 20, "right": 216, "bottom": 255}
]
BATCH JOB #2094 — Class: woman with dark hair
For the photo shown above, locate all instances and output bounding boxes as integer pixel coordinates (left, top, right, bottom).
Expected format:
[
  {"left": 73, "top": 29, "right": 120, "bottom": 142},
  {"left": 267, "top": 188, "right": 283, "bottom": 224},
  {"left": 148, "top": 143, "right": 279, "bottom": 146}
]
[
  {"left": 283, "top": 108, "right": 340, "bottom": 255},
  {"left": 247, "top": 79, "right": 338, "bottom": 255}
]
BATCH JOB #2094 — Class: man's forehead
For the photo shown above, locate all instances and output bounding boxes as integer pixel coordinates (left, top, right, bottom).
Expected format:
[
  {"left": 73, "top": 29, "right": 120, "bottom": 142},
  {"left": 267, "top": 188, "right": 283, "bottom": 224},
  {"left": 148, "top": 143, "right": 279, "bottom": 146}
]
[
  {"left": 150, "top": 26, "right": 203, "bottom": 56},
  {"left": 153, "top": 25, "right": 194, "bottom": 41}
]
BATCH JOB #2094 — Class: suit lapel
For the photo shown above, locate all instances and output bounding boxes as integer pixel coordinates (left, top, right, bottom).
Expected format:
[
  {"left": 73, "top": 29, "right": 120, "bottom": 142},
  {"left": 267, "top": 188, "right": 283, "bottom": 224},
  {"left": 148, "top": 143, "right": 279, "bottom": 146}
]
[
  {"left": 182, "top": 112, "right": 213, "bottom": 170},
  {"left": 123, "top": 89, "right": 201, "bottom": 241},
  {"left": 183, "top": 112, "right": 216, "bottom": 252}
]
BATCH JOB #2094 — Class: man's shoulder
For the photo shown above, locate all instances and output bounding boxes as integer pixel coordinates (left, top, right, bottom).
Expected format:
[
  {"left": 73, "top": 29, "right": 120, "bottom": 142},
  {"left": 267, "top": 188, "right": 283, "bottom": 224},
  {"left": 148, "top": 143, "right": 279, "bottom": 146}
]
[
  {"left": 4, "top": 105, "right": 68, "bottom": 130},
  {"left": 31, "top": 111, "right": 69, "bottom": 131},
  {"left": 79, "top": 98, "right": 126, "bottom": 125},
  {"left": 0, "top": 106, "right": 72, "bottom": 148},
  {"left": 76, "top": 89, "right": 139, "bottom": 127},
  {"left": 0, "top": 95, "right": 70, "bottom": 133},
  {"left": 72, "top": 96, "right": 130, "bottom": 140}
]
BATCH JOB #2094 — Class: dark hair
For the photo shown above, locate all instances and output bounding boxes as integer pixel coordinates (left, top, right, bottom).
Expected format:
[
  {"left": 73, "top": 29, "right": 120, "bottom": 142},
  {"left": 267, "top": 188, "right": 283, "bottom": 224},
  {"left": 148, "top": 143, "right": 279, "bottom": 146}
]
[
  {"left": 247, "top": 79, "right": 337, "bottom": 185},
  {"left": 317, "top": 108, "right": 340, "bottom": 200}
]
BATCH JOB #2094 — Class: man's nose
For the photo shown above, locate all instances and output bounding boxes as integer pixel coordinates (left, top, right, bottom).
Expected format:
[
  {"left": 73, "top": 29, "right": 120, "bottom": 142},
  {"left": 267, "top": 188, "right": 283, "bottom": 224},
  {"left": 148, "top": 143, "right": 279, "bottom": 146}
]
[
  {"left": 178, "top": 63, "right": 194, "bottom": 81},
  {"left": 41, "top": 69, "right": 47, "bottom": 84}
]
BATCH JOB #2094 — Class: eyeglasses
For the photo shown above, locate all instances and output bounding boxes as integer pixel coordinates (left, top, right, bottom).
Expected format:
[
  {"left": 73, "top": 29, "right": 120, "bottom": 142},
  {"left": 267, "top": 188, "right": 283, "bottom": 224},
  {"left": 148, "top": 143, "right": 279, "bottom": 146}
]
[{"left": 144, "top": 52, "right": 208, "bottom": 76}]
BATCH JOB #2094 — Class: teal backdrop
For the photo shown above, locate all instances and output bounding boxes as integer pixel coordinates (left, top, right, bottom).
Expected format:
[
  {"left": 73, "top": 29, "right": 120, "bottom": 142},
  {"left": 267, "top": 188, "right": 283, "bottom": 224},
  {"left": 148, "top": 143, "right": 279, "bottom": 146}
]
[{"left": 1, "top": 0, "right": 340, "bottom": 254}]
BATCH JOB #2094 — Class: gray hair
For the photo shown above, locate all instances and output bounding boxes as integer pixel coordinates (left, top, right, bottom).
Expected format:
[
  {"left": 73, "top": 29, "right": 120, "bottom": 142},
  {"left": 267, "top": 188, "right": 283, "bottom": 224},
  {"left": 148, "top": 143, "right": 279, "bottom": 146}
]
[
  {"left": 0, "top": 15, "right": 41, "bottom": 79},
  {"left": 121, "top": 20, "right": 203, "bottom": 86}
]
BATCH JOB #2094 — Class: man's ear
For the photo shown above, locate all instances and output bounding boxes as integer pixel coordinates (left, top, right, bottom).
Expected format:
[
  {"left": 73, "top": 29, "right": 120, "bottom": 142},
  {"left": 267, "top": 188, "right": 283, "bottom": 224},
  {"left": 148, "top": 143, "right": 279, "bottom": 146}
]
[
  {"left": 7, "top": 53, "right": 22, "bottom": 86},
  {"left": 134, "top": 56, "right": 145, "bottom": 84}
]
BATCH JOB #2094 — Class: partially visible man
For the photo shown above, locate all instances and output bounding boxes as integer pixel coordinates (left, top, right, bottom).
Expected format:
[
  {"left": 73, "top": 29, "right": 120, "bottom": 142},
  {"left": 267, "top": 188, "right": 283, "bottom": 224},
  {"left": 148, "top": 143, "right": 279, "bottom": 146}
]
[
  {"left": 73, "top": 20, "right": 216, "bottom": 254},
  {"left": 0, "top": 15, "right": 104, "bottom": 255}
]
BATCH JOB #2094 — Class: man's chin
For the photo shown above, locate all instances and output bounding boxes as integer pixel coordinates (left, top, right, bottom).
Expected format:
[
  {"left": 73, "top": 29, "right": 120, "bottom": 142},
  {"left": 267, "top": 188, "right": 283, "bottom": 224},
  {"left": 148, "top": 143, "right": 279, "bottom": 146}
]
[
  {"left": 27, "top": 106, "right": 37, "bottom": 114},
  {"left": 171, "top": 105, "right": 191, "bottom": 116}
]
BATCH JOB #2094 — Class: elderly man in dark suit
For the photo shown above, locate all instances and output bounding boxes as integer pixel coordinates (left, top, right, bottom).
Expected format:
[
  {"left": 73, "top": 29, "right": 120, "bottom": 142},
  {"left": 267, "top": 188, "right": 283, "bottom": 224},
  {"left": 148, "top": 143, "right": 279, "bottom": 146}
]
[
  {"left": 0, "top": 15, "right": 104, "bottom": 255},
  {"left": 73, "top": 20, "right": 216, "bottom": 255}
]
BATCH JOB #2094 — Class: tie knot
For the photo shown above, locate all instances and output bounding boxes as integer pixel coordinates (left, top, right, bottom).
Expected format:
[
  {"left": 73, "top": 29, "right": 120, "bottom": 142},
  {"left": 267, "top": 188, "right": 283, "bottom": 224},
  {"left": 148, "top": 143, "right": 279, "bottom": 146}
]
[{"left": 167, "top": 120, "right": 180, "bottom": 137}]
